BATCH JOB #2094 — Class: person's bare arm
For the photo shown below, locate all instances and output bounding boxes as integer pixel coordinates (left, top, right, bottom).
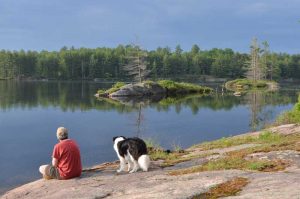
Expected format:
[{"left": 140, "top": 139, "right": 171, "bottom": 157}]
[{"left": 52, "top": 158, "right": 58, "bottom": 167}]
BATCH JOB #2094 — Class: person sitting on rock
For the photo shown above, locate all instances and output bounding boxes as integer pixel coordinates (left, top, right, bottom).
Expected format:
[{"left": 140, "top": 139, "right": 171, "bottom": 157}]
[{"left": 39, "top": 127, "right": 82, "bottom": 180}]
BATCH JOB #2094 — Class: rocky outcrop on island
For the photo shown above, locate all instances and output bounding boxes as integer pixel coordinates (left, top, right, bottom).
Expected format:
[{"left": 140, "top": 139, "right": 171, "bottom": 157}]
[
  {"left": 110, "top": 82, "right": 166, "bottom": 97},
  {"left": 95, "top": 80, "right": 213, "bottom": 99}
]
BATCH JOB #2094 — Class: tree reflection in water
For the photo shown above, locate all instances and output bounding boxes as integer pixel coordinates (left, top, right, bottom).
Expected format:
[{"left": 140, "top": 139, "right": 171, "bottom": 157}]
[{"left": 0, "top": 81, "right": 297, "bottom": 132}]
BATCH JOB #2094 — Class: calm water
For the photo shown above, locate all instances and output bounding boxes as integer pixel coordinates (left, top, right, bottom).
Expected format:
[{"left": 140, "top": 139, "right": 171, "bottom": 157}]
[{"left": 0, "top": 80, "right": 299, "bottom": 194}]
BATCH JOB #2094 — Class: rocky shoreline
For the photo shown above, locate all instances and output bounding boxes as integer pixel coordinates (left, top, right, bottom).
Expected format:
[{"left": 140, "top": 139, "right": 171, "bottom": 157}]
[{"left": 2, "top": 124, "right": 300, "bottom": 199}]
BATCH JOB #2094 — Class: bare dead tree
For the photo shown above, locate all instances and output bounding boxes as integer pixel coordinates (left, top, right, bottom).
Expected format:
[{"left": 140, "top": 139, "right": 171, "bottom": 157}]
[
  {"left": 261, "top": 41, "right": 270, "bottom": 80},
  {"left": 246, "top": 38, "right": 265, "bottom": 82},
  {"left": 123, "top": 44, "right": 150, "bottom": 83}
]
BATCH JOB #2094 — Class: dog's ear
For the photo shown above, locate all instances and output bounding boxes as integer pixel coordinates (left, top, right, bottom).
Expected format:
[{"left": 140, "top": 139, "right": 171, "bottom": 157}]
[
  {"left": 121, "top": 136, "right": 126, "bottom": 139},
  {"left": 113, "top": 136, "right": 126, "bottom": 142},
  {"left": 113, "top": 136, "right": 118, "bottom": 142}
]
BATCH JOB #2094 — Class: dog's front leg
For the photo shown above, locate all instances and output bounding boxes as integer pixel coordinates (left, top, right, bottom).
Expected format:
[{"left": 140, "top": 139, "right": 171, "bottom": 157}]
[{"left": 117, "top": 157, "right": 126, "bottom": 173}]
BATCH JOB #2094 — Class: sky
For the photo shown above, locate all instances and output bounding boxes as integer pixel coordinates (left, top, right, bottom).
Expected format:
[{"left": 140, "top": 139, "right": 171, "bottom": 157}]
[{"left": 0, "top": 0, "right": 299, "bottom": 53}]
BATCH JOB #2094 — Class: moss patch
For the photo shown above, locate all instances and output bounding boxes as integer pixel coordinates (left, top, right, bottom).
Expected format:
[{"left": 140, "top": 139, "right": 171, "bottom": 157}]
[
  {"left": 169, "top": 132, "right": 298, "bottom": 176},
  {"left": 148, "top": 148, "right": 189, "bottom": 167},
  {"left": 191, "top": 177, "right": 249, "bottom": 199},
  {"left": 192, "top": 136, "right": 257, "bottom": 150},
  {"left": 146, "top": 139, "right": 217, "bottom": 167},
  {"left": 168, "top": 156, "right": 289, "bottom": 176},
  {"left": 105, "top": 82, "right": 126, "bottom": 94},
  {"left": 157, "top": 80, "right": 212, "bottom": 94},
  {"left": 97, "top": 82, "right": 126, "bottom": 96},
  {"left": 192, "top": 131, "right": 284, "bottom": 151},
  {"left": 161, "top": 152, "right": 219, "bottom": 167}
]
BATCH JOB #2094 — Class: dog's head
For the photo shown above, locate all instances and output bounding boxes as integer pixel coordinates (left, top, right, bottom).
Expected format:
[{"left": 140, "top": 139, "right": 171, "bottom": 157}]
[{"left": 113, "top": 136, "right": 126, "bottom": 143}]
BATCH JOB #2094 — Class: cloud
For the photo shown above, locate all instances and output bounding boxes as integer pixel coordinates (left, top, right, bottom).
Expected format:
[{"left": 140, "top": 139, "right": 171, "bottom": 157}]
[{"left": 0, "top": 0, "right": 299, "bottom": 53}]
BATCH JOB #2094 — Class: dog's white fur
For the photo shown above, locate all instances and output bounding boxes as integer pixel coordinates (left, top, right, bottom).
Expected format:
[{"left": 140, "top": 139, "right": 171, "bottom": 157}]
[{"left": 113, "top": 137, "right": 150, "bottom": 173}]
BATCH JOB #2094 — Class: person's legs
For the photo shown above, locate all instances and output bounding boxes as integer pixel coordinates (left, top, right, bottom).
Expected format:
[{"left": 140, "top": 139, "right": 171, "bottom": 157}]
[
  {"left": 39, "top": 165, "right": 60, "bottom": 179},
  {"left": 39, "top": 165, "right": 52, "bottom": 179}
]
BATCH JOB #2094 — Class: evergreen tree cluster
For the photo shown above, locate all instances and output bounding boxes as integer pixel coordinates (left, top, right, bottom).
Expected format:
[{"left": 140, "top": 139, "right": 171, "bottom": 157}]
[{"left": 0, "top": 44, "right": 299, "bottom": 80}]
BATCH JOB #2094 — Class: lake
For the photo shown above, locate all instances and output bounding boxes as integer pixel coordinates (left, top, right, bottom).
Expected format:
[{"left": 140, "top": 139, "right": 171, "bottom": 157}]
[{"left": 0, "top": 80, "right": 299, "bottom": 194}]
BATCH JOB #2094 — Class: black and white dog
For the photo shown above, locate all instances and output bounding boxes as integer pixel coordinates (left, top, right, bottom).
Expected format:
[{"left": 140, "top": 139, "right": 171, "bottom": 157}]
[{"left": 113, "top": 136, "right": 150, "bottom": 173}]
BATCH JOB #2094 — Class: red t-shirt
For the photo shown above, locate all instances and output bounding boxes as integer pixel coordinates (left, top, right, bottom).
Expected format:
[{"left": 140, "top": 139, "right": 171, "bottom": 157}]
[{"left": 52, "top": 139, "right": 82, "bottom": 179}]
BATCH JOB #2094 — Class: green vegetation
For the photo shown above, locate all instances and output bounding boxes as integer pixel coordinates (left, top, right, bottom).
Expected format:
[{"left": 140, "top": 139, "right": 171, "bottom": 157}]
[
  {"left": 145, "top": 138, "right": 218, "bottom": 167},
  {"left": 276, "top": 94, "right": 300, "bottom": 124},
  {"left": 172, "top": 143, "right": 183, "bottom": 152},
  {"left": 169, "top": 131, "right": 299, "bottom": 175},
  {"left": 97, "top": 82, "right": 126, "bottom": 96},
  {"left": 96, "top": 80, "right": 213, "bottom": 96},
  {"left": 160, "top": 152, "right": 218, "bottom": 167},
  {"left": 191, "top": 177, "right": 249, "bottom": 199},
  {"left": 145, "top": 139, "right": 186, "bottom": 166},
  {"left": 148, "top": 147, "right": 214, "bottom": 167},
  {"left": 157, "top": 80, "right": 212, "bottom": 94},
  {"left": 225, "top": 79, "right": 276, "bottom": 91},
  {"left": 192, "top": 131, "right": 281, "bottom": 150},
  {"left": 169, "top": 157, "right": 288, "bottom": 175},
  {"left": 144, "top": 138, "right": 161, "bottom": 150},
  {"left": 0, "top": 45, "right": 299, "bottom": 81},
  {"left": 149, "top": 150, "right": 182, "bottom": 162}
]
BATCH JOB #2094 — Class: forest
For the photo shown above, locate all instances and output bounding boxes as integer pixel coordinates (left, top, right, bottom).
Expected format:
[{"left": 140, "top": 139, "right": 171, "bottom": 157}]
[{"left": 0, "top": 44, "right": 299, "bottom": 81}]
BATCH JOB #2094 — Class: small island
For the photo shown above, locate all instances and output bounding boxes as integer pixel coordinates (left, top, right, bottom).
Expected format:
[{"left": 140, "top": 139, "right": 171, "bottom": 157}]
[
  {"left": 225, "top": 38, "right": 279, "bottom": 94},
  {"left": 95, "top": 80, "right": 213, "bottom": 98},
  {"left": 225, "top": 78, "right": 278, "bottom": 92}
]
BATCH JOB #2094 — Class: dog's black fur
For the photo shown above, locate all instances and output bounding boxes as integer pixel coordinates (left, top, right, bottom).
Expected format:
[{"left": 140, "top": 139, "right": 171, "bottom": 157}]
[{"left": 113, "top": 136, "right": 148, "bottom": 161}]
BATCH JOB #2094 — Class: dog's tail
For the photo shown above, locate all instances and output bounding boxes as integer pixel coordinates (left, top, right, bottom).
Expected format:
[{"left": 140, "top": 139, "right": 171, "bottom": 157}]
[{"left": 138, "top": 155, "right": 150, "bottom": 172}]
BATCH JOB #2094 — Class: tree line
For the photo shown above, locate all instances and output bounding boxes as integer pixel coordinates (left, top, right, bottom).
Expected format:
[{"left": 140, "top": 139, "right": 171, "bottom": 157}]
[{"left": 0, "top": 44, "right": 299, "bottom": 80}]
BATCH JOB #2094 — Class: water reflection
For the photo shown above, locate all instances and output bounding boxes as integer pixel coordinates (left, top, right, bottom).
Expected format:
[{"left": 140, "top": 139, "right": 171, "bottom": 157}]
[
  {"left": 0, "top": 80, "right": 297, "bottom": 117},
  {"left": 0, "top": 80, "right": 297, "bottom": 137},
  {"left": 0, "top": 80, "right": 298, "bottom": 194},
  {"left": 104, "top": 90, "right": 297, "bottom": 131},
  {"left": 246, "top": 91, "right": 274, "bottom": 130}
]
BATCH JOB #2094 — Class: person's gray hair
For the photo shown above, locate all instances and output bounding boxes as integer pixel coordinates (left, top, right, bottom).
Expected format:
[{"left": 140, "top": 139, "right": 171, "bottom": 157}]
[{"left": 56, "top": 127, "right": 68, "bottom": 140}]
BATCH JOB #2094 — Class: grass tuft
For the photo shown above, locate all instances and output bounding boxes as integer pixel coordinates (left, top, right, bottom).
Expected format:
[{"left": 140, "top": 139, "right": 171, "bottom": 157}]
[
  {"left": 168, "top": 156, "right": 289, "bottom": 176},
  {"left": 192, "top": 131, "right": 285, "bottom": 151},
  {"left": 191, "top": 177, "right": 249, "bottom": 199},
  {"left": 157, "top": 80, "right": 213, "bottom": 94},
  {"left": 96, "top": 82, "right": 126, "bottom": 96},
  {"left": 275, "top": 93, "right": 300, "bottom": 125},
  {"left": 105, "top": 82, "right": 126, "bottom": 94},
  {"left": 144, "top": 138, "right": 161, "bottom": 150}
]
